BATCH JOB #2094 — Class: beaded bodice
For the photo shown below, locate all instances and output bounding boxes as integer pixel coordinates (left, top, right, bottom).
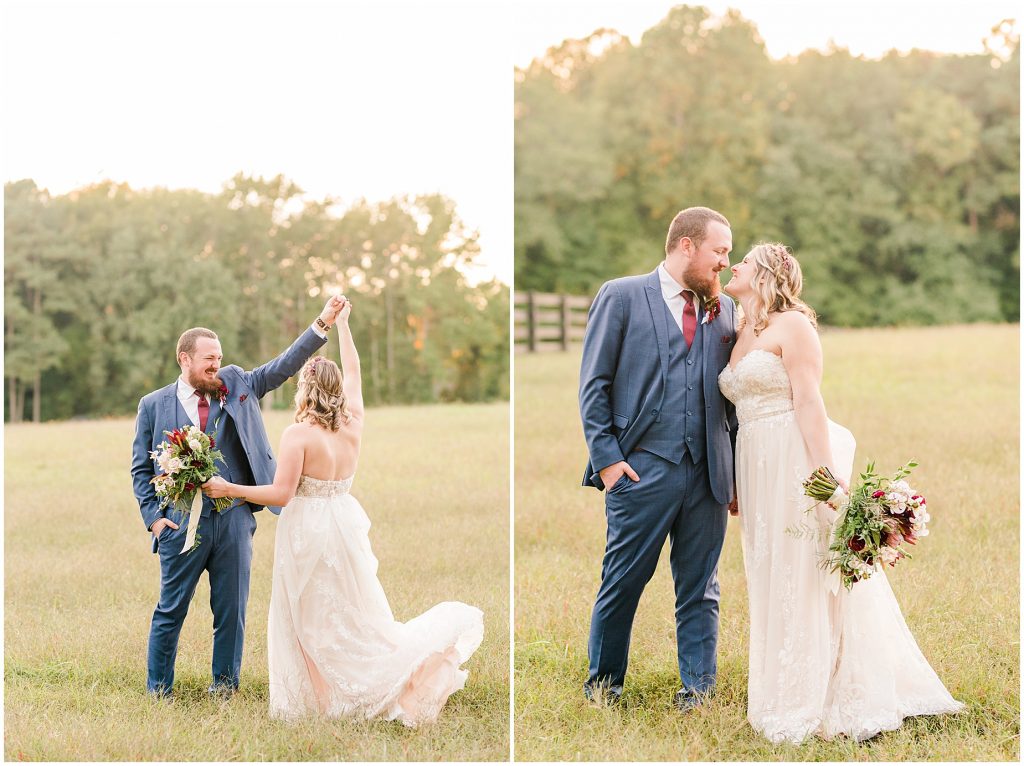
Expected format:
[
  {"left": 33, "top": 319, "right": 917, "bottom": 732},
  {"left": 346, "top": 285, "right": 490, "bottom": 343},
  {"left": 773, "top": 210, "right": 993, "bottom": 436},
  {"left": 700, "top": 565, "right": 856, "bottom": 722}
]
[
  {"left": 718, "top": 349, "right": 794, "bottom": 425},
  {"left": 294, "top": 474, "right": 354, "bottom": 498}
]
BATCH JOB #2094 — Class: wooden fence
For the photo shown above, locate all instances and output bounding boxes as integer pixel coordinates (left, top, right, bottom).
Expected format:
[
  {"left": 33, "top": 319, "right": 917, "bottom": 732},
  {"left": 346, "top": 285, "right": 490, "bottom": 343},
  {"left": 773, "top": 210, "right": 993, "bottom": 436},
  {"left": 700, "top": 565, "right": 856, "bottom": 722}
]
[{"left": 513, "top": 291, "right": 592, "bottom": 352}]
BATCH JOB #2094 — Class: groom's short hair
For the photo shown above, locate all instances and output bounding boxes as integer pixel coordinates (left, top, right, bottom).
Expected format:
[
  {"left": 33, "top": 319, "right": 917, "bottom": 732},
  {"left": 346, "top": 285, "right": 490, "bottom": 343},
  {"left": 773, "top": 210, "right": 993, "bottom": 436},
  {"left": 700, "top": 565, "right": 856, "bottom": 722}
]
[
  {"left": 176, "top": 327, "right": 219, "bottom": 363},
  {"left": 665, "top": 206, "right": 730, "bottom": 255}
]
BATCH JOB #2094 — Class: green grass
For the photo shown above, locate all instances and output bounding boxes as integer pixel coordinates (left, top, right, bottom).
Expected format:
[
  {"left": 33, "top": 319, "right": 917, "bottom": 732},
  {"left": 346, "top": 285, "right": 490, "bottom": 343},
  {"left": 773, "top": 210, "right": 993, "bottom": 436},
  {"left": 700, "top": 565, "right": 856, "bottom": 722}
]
[
  {"left": 5, "top": 402, "right": 509, "bottom": 761},
  {"left": 514, "top": 324, "right": 1019, "bottom": 761}
]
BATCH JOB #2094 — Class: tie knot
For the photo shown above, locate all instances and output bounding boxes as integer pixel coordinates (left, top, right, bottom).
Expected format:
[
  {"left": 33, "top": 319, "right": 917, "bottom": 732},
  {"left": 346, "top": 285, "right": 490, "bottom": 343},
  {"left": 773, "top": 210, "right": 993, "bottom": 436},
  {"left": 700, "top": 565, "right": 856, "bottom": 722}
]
[{"left": 196, "top": 391, "right": 207, "bottom": 403}]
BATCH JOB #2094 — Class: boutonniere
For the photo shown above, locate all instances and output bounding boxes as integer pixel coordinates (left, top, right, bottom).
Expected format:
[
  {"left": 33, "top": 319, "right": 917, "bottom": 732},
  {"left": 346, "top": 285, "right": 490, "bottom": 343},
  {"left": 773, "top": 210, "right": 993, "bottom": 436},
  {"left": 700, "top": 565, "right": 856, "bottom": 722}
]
[
  {"left": 700, "top": 295, "right": 721, "bottom": 325},
  {"left": 217, "top": 384, "right": 229, "bottom": 407}
]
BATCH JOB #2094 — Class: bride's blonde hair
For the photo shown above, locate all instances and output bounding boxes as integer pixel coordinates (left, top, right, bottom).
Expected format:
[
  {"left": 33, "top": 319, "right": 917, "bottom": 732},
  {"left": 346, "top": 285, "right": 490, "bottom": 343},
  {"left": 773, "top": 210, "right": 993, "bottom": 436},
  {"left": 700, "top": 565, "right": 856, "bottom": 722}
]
[
  {"left": 294, "top": 356, "right": 351, "bottom": 431},
  {"left": 738, "top": 243, "right": 817, "bottom": 336}
]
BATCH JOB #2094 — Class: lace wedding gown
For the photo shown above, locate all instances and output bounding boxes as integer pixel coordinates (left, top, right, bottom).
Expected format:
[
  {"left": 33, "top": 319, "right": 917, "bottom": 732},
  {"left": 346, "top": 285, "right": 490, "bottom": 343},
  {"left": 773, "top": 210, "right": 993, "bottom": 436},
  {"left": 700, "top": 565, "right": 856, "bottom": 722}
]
[
  {"left": 719, "top": 349, "right": 963, "bottom": 743},
  {"left": 267, "top": 474, "right": 484, "bottom": 726}
]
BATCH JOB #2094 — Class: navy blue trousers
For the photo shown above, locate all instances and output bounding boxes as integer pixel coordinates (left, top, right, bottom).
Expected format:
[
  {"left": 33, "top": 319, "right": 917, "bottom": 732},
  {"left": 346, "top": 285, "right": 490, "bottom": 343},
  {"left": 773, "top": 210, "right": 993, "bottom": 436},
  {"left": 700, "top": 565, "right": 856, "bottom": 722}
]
[
  {"left": 587, "top": 448, "right": 728, "bottom": 693},
  {"left": 147, "top": 505, "right": 256, "bottom": 694}
]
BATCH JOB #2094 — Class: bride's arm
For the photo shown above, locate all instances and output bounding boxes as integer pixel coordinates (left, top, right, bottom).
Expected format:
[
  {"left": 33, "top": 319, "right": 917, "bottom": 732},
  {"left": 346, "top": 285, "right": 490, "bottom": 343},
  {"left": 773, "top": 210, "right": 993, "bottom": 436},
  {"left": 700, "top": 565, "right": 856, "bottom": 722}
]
[
  {"left": 202, "top": 425, "right": 305, "bottom": 506},
  {"left": 779, "top": 312, "right": 841, "bottom": 478},
  {"left": 336, "top": 300, "right": 364, "bottom": 420}
]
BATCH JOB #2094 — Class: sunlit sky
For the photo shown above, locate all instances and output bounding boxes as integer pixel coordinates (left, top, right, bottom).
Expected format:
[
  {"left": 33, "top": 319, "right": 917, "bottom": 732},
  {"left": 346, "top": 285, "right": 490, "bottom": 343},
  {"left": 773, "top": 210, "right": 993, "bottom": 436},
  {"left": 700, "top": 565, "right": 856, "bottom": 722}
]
[
  {"left": 514, "top": 1, "right": 1018, "bottom": 65},
  {"left": 2, "top": 1, "right": 512, "bottom": 284},
  {"left": 3, "top": 2, "right": 1018, "bottom": 289}
]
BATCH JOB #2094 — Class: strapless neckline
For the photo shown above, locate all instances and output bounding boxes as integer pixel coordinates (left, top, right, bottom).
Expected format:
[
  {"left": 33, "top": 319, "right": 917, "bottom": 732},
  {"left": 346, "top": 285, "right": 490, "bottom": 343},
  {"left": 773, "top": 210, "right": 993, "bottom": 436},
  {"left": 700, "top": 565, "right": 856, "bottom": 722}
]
[
  {"left": 726, "top": 347, "right": 783, "bottom": 374},
  {"left": 719, "top": 347, "right": 793, "bottom": 425}
]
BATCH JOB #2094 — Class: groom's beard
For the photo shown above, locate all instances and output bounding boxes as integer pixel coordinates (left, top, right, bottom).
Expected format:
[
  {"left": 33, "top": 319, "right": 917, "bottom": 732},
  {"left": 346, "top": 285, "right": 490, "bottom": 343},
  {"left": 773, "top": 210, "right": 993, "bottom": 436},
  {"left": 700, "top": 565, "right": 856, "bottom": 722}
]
[
  {"left": 187, "top": 370, "right": 224, "bottom": 397},
  {"left": 683, "top": 264, "right": 722, "bottom": 302}
]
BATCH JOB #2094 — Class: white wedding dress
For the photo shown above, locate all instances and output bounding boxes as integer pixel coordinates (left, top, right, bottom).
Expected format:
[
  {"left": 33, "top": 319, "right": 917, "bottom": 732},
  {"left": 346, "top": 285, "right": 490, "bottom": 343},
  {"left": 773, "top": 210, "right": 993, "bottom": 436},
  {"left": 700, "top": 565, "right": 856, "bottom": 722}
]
[
  {"left": 719, "top": 349, "right": 963, "bottom": 743},
  {"left": 267, "top": 474, "right": 484, "bottom": 726}
]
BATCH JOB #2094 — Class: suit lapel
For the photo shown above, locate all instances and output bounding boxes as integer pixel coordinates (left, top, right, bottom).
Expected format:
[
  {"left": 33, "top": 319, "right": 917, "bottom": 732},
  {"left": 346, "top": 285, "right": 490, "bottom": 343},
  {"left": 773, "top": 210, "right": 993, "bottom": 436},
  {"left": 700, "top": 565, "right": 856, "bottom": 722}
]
[
  {"left": 701, "top": 300, "right": 712, "bottom": 379},
  {"left": 159, "top": 385, "right": 181, "bottom": 434},
  {"left": 644, "top": 269, "right": 670, "bottom": 384},
  {"left": 218, "top": 371, "right": 238, "bottom": 426},
  {"left": 205, "top": 396, "right": 222, "bottom": 435}
]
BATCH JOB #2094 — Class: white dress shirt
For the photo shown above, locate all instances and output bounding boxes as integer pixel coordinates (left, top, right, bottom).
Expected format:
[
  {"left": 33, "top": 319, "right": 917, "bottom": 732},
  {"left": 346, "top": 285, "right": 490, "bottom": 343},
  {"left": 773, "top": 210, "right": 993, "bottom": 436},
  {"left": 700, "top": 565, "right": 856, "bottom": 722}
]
[
  {"left": 176, "top": 377, "right": 206, "bottom": 427},
  {"left": 657, "top": 262, "right": 700, "bottom": 334}
]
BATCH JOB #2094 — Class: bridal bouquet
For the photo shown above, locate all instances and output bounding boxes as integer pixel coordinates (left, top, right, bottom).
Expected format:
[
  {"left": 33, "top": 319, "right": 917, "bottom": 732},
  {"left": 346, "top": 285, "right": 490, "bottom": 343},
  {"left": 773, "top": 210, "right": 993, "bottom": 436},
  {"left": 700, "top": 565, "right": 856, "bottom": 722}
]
[
  {"left": 150, "top": 426, "right": 233, "bottom": 549},
  {"left": 803, "top": 461, "right": 930, "bottom": 589}
]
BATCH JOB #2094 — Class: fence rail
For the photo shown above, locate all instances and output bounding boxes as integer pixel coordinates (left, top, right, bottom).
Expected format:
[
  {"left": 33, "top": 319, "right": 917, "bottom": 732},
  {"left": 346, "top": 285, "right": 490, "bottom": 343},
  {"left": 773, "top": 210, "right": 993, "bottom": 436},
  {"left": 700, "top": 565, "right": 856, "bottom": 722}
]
[{"left": 513, "top": 291, "right": 592, "bottom": 352}]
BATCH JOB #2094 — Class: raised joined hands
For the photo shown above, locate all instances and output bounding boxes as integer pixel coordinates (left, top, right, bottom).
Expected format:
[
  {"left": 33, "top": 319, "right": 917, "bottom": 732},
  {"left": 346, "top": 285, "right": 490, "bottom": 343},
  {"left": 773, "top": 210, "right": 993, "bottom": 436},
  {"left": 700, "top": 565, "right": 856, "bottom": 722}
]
[{"left": 319, "top": 292, "right": 353, "bottom": 328}]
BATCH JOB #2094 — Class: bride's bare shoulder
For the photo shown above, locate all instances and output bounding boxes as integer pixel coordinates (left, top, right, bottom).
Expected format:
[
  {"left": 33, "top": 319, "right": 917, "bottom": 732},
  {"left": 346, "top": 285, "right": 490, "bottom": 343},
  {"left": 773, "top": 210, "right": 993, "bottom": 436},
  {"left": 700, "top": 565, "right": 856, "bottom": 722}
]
[
  {"left": 282, "top": 420, "right": 320, "bottom": 442},
  {"left": 773, "top": 310, "right": 818, "bottom": 342},
  {"left": 772, "top": 309, "right": 815, "bottom": 329}
]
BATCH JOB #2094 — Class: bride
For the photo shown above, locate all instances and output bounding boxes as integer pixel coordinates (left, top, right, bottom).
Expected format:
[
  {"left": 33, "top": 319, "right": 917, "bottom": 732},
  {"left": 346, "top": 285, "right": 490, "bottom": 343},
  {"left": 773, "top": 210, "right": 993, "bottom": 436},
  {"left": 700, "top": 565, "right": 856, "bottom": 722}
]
[
  {"left": 203, "top": 293, "right": 483, "bottom": 726},
  {"left": 718, "top": 244, "right": 963, "bottom": 743}
]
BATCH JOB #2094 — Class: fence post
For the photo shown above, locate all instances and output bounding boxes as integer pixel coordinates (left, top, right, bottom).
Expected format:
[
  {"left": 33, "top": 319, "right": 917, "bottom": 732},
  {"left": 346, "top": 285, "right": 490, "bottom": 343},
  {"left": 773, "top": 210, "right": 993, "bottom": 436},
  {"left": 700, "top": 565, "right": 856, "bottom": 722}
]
[
  {"left": 560, "top": 293, "right": 570, "bottom": 351},
  {"left": 527, "top": 291, "right": 537, "bottom": 352}
]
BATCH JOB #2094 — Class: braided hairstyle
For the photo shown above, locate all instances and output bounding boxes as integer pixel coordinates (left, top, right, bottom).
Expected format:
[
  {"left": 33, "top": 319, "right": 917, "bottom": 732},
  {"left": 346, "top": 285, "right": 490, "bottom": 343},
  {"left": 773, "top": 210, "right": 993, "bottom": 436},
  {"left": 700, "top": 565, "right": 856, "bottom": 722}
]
[
  {"left": 738, "top": 243, "right": 817, "bottom": 336},
  {"left": 293, "top": 355, "right": 351, "bottom": 431}
]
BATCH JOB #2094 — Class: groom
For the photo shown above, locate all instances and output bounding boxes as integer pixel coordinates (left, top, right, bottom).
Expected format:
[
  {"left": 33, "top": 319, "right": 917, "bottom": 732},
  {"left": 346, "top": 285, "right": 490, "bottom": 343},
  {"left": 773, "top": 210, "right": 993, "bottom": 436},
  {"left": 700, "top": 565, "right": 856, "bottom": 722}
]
[
  {"left": 579, "top": 206, "right": 738, "bottom": 710},
  {"left": 131, "top": 295, "right": 343, "bottom": 697}
]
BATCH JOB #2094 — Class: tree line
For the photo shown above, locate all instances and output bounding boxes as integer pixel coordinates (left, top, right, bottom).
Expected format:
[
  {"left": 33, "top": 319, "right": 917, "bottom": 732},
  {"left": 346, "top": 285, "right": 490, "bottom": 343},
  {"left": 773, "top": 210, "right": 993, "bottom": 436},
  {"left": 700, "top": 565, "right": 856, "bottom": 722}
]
[
  {"left": 5, "top": 175, "right": 509, "bottom": 422},
  {"left": 515, "top": 5, "right": 1020, "bottom": 326}
]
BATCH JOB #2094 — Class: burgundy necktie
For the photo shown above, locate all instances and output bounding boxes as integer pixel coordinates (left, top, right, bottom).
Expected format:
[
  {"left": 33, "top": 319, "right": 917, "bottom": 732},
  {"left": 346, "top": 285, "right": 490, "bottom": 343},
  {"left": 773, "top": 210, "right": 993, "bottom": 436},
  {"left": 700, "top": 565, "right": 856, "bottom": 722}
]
[
  {"left": 197, "top": 392, "right": 209, "bottom": 431},
  {"left": 681, "top": 292, "right": 697, "bottom": 347}
]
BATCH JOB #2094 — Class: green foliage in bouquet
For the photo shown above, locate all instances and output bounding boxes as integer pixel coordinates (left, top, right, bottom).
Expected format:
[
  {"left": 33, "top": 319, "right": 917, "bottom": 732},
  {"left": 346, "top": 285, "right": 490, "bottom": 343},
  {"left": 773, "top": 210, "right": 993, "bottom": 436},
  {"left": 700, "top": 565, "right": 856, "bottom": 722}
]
[
  {"left": 150, "top": 426, "right": 234, "bottom": 516},
  {"left": 804, "top": 461, "right": 925, "bottom": 589}
]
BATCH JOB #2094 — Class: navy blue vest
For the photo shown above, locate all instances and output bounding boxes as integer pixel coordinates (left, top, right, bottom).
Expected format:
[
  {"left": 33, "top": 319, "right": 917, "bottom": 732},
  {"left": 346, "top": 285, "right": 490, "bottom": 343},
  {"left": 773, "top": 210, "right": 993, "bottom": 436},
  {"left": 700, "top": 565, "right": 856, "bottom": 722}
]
[
  {"left": 174, "top": 396, "right": 253, "bottom": 516},
  {"left": 636, "top": 296, "right": 706, "bottom": 464}
]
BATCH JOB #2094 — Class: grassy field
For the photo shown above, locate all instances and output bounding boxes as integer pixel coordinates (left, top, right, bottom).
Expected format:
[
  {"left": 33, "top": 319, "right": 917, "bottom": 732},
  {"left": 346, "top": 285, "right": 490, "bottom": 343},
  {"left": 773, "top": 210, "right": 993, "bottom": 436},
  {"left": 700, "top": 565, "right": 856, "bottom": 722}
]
[
  {"left": 514, "top": 323, "right": 1019, "bottom": 761},
  {"left": 5, "top": 402, "right": 509, "bottom": 761}
]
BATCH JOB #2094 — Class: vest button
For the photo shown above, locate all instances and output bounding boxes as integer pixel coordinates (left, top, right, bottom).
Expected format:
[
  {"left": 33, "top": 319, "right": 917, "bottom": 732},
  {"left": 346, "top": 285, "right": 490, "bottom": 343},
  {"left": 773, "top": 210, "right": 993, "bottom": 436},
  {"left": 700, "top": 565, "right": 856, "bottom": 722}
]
[
  {"left": 651, "top": 409, "right": 659, "bottom": 416},
  {"left": 687, "top": 359, "right": 694, "bottom": 365}
]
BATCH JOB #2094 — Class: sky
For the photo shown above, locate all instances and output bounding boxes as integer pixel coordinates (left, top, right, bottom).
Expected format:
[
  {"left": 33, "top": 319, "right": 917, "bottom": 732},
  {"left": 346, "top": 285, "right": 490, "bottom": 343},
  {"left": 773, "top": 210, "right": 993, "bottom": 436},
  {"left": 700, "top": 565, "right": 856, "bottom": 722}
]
[
  {"left": 514, "top": 1, "right": 1019, "bottom": 66},
  {"left": 2, "top": 1, "right": 513, "bottom": 284},
  {"left": 3, "top": 2, "right": 1017, "bottom": 288}
]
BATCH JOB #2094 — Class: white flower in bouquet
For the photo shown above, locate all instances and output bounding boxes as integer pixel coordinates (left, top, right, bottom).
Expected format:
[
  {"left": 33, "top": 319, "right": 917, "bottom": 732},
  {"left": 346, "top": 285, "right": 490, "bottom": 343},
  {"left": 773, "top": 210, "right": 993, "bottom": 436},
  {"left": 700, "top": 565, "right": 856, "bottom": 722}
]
[{"left": 802, "top": 460, "right": 931, "bottom": 588}]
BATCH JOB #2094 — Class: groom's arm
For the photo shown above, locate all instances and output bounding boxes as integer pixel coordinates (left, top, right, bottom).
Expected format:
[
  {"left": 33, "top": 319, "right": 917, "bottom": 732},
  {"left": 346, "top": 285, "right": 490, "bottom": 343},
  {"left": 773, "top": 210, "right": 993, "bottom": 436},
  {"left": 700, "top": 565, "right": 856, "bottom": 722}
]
[
  {"left": 244, "top": 297, "right": 342, "bottom": 398},
  {"left": 579, "top": 281, "right": 627, "bottom": 474},
  {"left": 244, "top": 326, "right": 328, "bottom": 400},
  {"left": 131, "top": 397, "right": 164, "bottom": 531}
]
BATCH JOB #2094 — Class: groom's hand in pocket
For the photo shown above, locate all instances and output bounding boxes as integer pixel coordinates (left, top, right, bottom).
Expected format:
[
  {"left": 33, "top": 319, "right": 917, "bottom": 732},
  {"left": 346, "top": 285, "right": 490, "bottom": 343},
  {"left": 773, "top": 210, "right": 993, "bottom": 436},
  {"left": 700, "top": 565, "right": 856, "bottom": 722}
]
[
  {"left": 600, "top": 460, "right": 639, "bottom": 491},
  {"left": 151, "top": 518, "right": 179, "bottom": 536}
]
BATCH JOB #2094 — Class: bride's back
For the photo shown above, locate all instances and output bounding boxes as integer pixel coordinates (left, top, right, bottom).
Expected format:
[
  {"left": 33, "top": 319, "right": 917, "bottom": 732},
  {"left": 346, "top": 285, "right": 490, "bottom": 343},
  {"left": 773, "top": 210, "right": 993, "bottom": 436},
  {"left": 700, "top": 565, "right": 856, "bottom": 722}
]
[{"left": 298, "top": 419, "right": 361, "bottom": 481}]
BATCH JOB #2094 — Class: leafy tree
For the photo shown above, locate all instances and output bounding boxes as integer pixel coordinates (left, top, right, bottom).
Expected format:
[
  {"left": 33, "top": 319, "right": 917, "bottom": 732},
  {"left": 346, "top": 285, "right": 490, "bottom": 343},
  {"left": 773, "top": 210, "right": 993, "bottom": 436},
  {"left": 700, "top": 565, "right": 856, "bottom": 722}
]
[{"left": 515, "top": 5, "right": 1020, "bottom": 326}]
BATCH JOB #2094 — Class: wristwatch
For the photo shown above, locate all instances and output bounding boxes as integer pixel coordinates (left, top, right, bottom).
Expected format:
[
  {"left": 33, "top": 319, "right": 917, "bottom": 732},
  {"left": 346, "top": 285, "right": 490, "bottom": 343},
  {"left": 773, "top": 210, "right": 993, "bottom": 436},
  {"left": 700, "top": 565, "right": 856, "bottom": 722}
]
[{"left": 315, "top": 317, "right": 331, "bottom": 332}]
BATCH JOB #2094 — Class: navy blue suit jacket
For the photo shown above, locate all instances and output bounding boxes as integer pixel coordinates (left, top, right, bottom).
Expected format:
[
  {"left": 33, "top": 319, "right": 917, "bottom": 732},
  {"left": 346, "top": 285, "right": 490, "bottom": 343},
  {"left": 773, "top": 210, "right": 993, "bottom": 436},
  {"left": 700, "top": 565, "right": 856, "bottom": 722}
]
[
  {"left": 131, "top": 328, "right": 326, "bottom": 533},
  {"left": 579, "top": 268, "right": 738, "bottom": 504}
]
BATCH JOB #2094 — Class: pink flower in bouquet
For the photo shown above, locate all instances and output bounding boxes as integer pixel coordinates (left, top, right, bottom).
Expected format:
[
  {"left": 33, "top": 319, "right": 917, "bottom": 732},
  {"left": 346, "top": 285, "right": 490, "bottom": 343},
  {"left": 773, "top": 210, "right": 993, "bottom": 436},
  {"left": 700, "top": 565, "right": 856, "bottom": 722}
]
[{"left": 802, "top": 460, "right": 930, "bottom": 588}]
